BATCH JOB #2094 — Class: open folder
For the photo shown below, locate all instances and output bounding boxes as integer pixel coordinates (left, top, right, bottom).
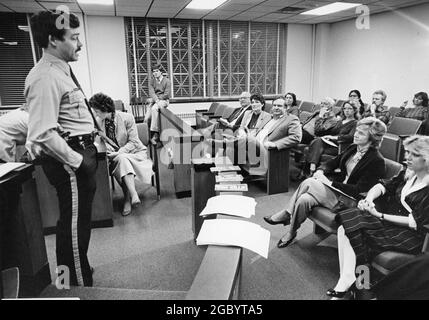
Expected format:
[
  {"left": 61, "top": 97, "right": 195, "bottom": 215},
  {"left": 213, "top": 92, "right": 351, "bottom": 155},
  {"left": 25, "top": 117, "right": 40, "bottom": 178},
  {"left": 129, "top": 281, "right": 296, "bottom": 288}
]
[
  {"left": 196, "top": 219, "right": 270, "bottom": 259},
  {"left": 200, "top": 194, "right": 256, "bottom": 218}
]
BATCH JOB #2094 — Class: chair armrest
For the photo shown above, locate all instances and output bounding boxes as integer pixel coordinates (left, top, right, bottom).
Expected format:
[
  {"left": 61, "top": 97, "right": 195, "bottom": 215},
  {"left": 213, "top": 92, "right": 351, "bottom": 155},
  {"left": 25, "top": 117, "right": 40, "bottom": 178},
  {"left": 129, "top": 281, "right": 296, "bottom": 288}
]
[
  {"left": 208, "top": 115, "right": 222, "bottom": 120},
  {"left": 398, "top": 135, "right": 410, "bottom": 140},
  {"left": 195, "top": 109, "right": 208, "bottom": 113}
]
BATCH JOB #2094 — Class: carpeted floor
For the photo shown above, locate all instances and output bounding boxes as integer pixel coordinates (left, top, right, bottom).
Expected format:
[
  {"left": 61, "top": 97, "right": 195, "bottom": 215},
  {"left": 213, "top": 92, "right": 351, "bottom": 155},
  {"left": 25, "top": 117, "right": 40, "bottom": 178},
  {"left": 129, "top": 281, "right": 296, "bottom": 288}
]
[{"left": 41, "top": 155, "right": 340, "bottom": 300}]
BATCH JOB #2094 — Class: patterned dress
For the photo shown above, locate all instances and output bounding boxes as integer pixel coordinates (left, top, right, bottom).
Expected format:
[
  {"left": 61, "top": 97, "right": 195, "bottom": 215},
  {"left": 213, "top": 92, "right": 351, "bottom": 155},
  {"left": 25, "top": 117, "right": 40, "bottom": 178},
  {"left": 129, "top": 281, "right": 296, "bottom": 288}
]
[{"left": 336, "top": 169, "right": 429, "bottom": 264}]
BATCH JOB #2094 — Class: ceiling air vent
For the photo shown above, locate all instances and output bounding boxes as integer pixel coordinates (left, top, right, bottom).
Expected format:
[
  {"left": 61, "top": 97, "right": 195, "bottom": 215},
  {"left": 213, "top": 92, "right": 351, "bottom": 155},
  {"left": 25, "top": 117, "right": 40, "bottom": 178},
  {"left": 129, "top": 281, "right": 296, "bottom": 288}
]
[{"left": 277, "top": 6, "right": 307, "bottom": 14}]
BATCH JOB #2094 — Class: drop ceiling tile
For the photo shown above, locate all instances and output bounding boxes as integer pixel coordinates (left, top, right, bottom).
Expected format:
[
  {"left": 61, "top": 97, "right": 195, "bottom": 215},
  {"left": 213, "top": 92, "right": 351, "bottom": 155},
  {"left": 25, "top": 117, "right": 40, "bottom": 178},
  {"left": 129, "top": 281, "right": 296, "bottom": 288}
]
[
  {"left": 0, "top": 0, "right": 44, "bottom": 12},
  {"left": 39, "top": 1, "right": 80, "bottom": 12}
]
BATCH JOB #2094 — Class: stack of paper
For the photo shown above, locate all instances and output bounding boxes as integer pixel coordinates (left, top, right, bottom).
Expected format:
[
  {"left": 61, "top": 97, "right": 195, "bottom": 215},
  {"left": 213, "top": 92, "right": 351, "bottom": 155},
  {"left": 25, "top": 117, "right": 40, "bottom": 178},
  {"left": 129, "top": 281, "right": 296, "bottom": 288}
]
[
  {"left": 196, "top": 219, "right": 270, "bottom": 259},
  {"left": 210, "top": 165, "right": 240, "bottom": 173},
  {"left": 200, "top": 194, "right": 256, "bottom": 218},
  {"left": 215, "top": 174, "right": 243, "bottom": 183},
  {"left": 215, "top": 184, "right": 248, "bottom": 192}
]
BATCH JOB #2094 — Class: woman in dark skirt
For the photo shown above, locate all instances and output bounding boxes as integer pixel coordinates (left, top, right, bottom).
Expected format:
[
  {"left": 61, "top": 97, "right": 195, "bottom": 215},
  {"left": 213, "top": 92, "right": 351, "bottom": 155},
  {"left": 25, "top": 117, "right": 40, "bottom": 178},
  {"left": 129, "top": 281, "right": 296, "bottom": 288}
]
[{"left": 327, "top": 135, "right": 429, "bottom": 298}]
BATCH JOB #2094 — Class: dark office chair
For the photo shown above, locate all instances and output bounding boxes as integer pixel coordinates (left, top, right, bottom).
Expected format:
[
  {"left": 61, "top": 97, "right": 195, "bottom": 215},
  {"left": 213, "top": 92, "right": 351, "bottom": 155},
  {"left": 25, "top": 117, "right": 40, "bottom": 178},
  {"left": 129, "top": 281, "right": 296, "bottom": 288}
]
[
  {"left": 299, "top": 101, "right": 315, "bottom": 113},
  {"left": 136, "top": 122, "right": 161, "bottom": 200},
  {"left": 113, "top": 99, "right": 125, "bottom": 112}
]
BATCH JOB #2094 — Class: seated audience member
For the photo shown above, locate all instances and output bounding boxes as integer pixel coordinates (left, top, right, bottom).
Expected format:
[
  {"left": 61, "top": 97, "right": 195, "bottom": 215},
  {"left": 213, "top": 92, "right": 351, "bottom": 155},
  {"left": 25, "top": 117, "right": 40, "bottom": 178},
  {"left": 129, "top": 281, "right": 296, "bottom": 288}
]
[
  {"left": 362, "top": 90, "right": 391, "bottom": 125},
  {"left": 304, "top": 101, "right": 359, "bottom": 176},
  {"left": 0, "top": 104, "right": 29, "bottom": 162},
  {"left": 348, "top": 89, "right": 365, "bottom": 117},
  {"left": 327, "top": 135, "right": 429, "bottom": 299},
  {"left": 264, "top": 117, "right": 387, "bottom": 249},
  {"left": 90, "top": 93, "right": 153, "bottom": 216},
  {"left": 201, "top": 92, "right": 252, "bottom": 153},
  {"left": 205, "top": 93, "right": 271, "bottom": 157},
  {"left": 301, "top": 97, "right": 339, "bottom": 145},
  {"left": 284, "top": 92, "right": 300, "bottom": 117},
  {"left": 144, "top": 63, "right": 171, "bottom": 146},
  {"left": 396, "top": 91, "right": 429, "bottom": 135},
  {"left": 217, "top": 91, "right": 252, "bottom": 131},
  {"left": 226, "top": 96, "right": 301, "bottom": 175}
]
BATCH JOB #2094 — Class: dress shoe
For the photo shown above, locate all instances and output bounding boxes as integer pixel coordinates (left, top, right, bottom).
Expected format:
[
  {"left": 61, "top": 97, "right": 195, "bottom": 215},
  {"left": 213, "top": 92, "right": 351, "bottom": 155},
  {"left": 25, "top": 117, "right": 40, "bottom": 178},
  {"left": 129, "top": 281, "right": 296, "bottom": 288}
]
[
  {"left": 263, "top": 215, "right": 290, "bottom": 226},
  {"left": 326, "top": 288, "right": 348, "bottom": 299},
  {"left": 277, "top": 234, "right": 296, "bottom": 248}
]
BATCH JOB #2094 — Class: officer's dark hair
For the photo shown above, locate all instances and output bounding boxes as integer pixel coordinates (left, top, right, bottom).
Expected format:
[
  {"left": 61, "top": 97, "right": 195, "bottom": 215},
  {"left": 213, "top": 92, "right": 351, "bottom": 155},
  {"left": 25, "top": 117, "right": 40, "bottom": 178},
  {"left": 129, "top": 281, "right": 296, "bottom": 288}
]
[
  {"left": 30, "top": 11, "right": 80, "bottom": 48},
  {"left": 89, "top": 93, "right": 115, "bottom": 113}
]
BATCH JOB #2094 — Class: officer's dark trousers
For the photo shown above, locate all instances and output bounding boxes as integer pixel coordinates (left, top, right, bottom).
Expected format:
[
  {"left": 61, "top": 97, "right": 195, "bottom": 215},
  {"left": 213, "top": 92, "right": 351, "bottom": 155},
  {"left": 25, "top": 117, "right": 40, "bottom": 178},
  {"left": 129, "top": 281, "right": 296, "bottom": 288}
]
[{"left": 42, "top": 144, "right": 97, "bottom": 287}]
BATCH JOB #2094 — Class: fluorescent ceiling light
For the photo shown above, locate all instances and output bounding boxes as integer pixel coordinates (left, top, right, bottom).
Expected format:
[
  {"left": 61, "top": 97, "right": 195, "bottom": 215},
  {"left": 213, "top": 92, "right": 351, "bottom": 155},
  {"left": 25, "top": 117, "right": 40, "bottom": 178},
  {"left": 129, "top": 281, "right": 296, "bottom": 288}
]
[
  {"left": 301, "top": 2, "right": 362, "bottom": 15},
  {"left": 186, "top": 0, "right": 228, "bottom": 10},
  {"left": 77, "top": 0, "right": 114, "bottom": 5}
]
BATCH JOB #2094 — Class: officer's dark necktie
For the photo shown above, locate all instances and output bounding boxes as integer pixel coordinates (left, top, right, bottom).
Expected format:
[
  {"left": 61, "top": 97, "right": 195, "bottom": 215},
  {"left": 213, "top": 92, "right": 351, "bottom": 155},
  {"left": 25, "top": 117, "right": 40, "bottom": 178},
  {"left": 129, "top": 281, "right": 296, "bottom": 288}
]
[{"left": 69, "top": 66, "right": 100, "bottom": 131}]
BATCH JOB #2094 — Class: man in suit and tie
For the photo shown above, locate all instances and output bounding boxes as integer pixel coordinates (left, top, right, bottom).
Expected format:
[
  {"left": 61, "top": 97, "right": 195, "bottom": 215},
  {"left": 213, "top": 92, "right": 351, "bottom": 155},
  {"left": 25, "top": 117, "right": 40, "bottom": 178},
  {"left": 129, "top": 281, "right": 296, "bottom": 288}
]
[
  {"left": 226, "top": 95, "right": 302, "bottom": 174},
  {"left": 201, "top": 91, "right": 254, "bottom": 157},
  {"left": 217, "top": 91, "right": 252, "bottom": 131}
]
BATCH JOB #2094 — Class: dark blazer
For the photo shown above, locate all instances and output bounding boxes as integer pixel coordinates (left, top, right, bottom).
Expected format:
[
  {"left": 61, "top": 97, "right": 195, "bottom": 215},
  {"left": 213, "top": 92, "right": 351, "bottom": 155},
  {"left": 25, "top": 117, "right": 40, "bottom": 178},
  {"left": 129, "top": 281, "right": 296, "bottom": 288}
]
[{"left": 318, "top": 144, "right": 386, "bottom": 198}]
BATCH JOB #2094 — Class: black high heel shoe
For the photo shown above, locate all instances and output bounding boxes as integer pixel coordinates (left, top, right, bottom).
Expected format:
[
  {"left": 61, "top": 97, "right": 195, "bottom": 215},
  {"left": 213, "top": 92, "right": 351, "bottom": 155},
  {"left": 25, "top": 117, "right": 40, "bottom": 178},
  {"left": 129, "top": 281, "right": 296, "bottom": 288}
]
[
  {"left": 263, "top": 215, "right": 290, "bottom": 226},
  {"left": 326, "top": 288, "right": 348, "bottom": 299},
  {"left": 277, "top": 233, "right": 296, "bottom": 248}
]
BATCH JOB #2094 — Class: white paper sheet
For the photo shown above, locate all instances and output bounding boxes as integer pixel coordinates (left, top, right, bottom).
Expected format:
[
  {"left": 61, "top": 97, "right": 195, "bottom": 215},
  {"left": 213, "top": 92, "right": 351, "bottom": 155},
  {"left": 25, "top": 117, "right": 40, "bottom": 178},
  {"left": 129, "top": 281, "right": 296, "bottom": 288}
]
[
  {"left": 215, "top": 174, "right": 243, "bottom": 183},
  {"left": 200, "top": 194, "right": 256, "bottom": 218},
  {"left": 0, "top": 162, "right": 26, "bottom": 178},
  {"left": 196, "top": 219, "right": 270, "bottom": 259}
]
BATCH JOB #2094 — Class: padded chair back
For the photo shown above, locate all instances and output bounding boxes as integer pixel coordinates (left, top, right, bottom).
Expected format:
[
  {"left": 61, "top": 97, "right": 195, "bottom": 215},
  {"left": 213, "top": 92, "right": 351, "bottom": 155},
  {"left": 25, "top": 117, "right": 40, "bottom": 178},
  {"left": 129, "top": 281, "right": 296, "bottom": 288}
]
[
  {"left": 214, "top": 104, "right": 227, "bottom": 117},
  {"left": 296, "top": 100, "right": 302, "bottom": 108},
  {"left": 136, "top": 122, "right": 149, "bottom": 146},
  {"left": 388, "top": 106, "right": 401, "bottom": 117},
  {"left": 300, "top": 101, "right": 314, "bottom": 113},
  {"left": 387, "top": 117, "right": 422, "bottom": 136},
  {"left": 114, "top": 100, "right": 125, "bottom": 112},
  {"left": 207, "top": 102, "right": 220, "bottom": 114},
  {"left": 383, "top": 158, "right": 403, "bottom": 179},
  {"left": 299, "top": 111, "right": 313, "bottom": 123},
  {"left": 264, "top": 103, "right": 273, "bottom": 114},
  {"left": 379, "top": 134, "right": 401, "bottom": 162},
  {"left": 221, "top": 105, "right": 236, "bottom": 119}
]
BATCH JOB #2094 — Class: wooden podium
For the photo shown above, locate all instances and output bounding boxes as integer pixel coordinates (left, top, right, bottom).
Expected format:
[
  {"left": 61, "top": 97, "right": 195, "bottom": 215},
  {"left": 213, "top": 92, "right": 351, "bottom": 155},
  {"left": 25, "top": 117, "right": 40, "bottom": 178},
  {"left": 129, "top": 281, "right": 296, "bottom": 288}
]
[{"left": 0, "top": 164, "right": 51, "bottom": 298}]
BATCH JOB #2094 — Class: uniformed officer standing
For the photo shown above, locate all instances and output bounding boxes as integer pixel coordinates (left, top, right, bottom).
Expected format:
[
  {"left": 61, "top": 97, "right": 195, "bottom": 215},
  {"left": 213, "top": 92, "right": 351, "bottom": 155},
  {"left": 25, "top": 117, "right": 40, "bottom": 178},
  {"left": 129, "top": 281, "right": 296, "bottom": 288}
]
[{"left": 25, "top": 11, "right": 97, "bottom": 287}]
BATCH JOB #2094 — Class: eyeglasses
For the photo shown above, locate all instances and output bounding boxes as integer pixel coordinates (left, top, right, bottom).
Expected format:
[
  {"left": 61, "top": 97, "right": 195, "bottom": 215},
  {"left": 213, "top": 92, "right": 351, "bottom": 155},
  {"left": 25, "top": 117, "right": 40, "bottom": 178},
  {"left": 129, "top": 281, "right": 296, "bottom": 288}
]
[
  {"left": 273, "top": 104, "right": 284, "bottom": 107},
  {"left": 349, "top": 94, "right": 358, "bottom": 98}
]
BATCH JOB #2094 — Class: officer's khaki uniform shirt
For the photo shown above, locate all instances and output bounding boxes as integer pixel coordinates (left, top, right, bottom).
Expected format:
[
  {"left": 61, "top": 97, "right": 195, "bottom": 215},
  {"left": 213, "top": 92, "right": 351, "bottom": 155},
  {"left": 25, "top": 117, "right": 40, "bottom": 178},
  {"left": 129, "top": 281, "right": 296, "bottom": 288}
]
[{"left": 24, "top": 52, "right": 94, "bottom": 169}]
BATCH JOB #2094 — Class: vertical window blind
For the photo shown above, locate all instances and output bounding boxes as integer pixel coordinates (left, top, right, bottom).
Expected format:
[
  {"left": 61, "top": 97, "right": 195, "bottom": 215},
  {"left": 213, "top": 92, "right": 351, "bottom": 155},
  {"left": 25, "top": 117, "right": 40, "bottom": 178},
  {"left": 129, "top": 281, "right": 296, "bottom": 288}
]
[{"left": 0, "top": 13, "right": 35, "bottom": 106}]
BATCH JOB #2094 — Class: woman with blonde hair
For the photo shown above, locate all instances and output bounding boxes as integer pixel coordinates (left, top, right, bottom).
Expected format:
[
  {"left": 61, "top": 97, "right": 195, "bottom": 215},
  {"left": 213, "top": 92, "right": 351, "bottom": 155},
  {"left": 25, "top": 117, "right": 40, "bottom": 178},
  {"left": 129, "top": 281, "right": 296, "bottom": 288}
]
[
  {"left": 327, "top": 135, "right": 429, "bottom": 298},
  {"left": 264, "top": 117, "right": 387, "bottom": 249}
]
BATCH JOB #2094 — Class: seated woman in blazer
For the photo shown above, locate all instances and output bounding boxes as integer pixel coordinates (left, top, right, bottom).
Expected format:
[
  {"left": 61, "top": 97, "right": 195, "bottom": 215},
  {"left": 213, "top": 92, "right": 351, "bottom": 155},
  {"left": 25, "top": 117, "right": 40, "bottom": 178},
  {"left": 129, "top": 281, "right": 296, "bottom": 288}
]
[
  {"left": 90, "top": 93, "right": 153, "bottom": 216},
  {"left": 264, "top": 117, "right": 387, "bottom": 248},
  {"left": 327, "top": 135, "right": 429, "bottom": 299},
  {"left": 303, "top": 101, "right": 359, "bottom": 176}
]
